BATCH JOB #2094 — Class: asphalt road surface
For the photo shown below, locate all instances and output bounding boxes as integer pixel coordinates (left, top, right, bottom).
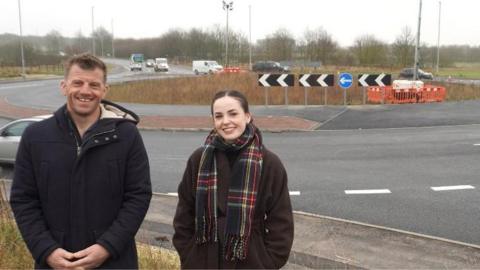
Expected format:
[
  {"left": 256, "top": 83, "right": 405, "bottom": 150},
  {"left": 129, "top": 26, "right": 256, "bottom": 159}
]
[{"left": 1, "top": 64, "right": 480, "bottom": 246}]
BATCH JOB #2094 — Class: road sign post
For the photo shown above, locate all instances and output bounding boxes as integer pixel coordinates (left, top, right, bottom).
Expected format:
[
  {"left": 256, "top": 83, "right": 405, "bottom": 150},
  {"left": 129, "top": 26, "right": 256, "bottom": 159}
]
[
  {"left": 338, "top": 73, "right": 353, "bottom": 106},
  {"left": 299, "top": 74, "right": 334, "bottom": 106},
  {"left": 258, "top": 73, "right": 294, "bottom": 106}
]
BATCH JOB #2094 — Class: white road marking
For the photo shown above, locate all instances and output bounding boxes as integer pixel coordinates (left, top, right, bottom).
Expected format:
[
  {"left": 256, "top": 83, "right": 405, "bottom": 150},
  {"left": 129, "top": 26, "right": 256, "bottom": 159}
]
[
  {"left": 166, "top": 192, "right": 178, "bottom": 196},
  {"left": 473, "top": 144, "right": 480, "bottom": 146},
  {"left": 345, "top": 189, "right": 391, "bottom": 195},
  {"left": 431, "top": 185, "right": 475, "bottom": 191}
]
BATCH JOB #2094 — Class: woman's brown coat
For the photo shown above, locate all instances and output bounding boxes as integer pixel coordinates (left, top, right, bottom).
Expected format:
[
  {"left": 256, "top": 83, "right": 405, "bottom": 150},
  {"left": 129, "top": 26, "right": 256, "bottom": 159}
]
[{"left": 173, "top": 146, "right": 294, "bottom": 269}]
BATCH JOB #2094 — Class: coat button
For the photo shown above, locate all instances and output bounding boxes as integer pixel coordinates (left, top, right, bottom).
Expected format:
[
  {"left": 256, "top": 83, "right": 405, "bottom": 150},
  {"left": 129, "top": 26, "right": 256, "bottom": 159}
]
[
  {"left": 113, "top": 135, "right": 118, "bottom": 139},
  {"left": 105, "top": 137, "right": 110, "bottom": 141},
  {"left": 94, "top": 139, "right": 99, "bottom": 143}
]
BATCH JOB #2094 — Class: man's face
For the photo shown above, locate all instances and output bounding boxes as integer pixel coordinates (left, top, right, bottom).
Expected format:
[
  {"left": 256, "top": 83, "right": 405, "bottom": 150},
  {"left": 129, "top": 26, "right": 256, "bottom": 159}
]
[{"left": 60, "top": 65, "right": 107, "bottom": 119}]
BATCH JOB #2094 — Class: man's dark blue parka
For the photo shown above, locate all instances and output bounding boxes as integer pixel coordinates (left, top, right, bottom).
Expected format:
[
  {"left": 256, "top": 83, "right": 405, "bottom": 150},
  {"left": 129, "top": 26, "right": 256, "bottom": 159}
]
[{"left": 10, "top": 100, "right": 152, "bottom": 269}]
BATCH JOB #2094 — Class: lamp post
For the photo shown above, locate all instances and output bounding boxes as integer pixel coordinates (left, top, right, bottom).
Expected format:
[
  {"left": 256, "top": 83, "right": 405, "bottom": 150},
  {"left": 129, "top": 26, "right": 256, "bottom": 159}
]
[
  {"left": 436, "top": 1, "right": 441, "bottom": 74},
  {"left": 91, "top": 6, "right": 95, "bottom": 55},
  {"left": 17, "top": 0, "right": 26, "bottom": 78},
  {"left": 413, "top": 0, "right": 422, "bottom": 80},
  {"left": 222, "top": 1, "right": 233, "bottom": 68}
]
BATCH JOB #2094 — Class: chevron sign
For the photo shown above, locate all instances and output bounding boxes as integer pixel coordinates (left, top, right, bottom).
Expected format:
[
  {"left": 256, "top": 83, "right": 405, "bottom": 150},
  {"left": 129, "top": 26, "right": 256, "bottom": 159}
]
[
  {"left": 358, "top": 73, "right": 392, "bottom": 87},
  {"left": 299, "top": 74, "right": 334, "bottom": 87},
  {"left": 258, "top": 74, "right": 295, "bottom": 87}
]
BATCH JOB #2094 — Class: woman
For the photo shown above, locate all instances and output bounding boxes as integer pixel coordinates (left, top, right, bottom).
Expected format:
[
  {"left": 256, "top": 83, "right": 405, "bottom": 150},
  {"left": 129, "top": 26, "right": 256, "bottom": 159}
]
[{"left": 173, "top": 90, "right": 294, "bottom": 269}]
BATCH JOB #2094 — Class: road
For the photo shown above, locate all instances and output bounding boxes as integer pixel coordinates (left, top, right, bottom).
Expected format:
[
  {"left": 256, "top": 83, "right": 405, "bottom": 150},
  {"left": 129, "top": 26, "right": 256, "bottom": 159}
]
[{"left": 0, "top": 63, "right": 479, "bottom": 246}]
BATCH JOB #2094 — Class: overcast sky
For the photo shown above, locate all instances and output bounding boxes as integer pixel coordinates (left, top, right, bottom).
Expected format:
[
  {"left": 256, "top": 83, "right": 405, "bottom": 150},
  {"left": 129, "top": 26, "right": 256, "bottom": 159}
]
[{"left": 0, "top": 0, "right": 478, "bottom": 47}]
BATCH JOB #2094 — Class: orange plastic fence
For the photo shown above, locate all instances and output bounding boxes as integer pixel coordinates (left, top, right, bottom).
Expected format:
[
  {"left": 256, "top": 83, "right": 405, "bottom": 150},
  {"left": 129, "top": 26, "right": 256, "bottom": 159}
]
[
  {"left": 222, "top": 67, "right": 241, "bottom": 73},
  {"left": 368, "top": 85, "right": 446, "bottom": 104}
]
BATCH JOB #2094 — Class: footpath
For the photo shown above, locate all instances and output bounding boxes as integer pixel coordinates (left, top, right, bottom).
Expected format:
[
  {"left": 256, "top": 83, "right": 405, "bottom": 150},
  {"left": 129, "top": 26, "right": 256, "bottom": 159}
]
[{"left": 1, "top": 98, "right": 480, "bottom": 268}]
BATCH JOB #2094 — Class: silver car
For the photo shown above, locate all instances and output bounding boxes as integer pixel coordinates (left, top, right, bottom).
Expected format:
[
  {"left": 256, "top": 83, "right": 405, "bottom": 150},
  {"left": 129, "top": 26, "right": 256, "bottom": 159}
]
[{"left": 0, "top": 115, "right": 51, "bottom": 164}]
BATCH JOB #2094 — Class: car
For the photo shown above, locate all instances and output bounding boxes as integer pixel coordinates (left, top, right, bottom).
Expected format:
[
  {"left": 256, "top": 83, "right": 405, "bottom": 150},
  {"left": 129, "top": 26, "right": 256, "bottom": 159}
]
[
  {"left": 252, "top": 61, "right": 290, "bottom": 73},
  {"left": 0, "top": 115, "right": 51, "bottom": 164},
  {"left": 145, "top": 59, "right": 155, "bottom": 68},
  {"left": 192, "top": 60, "right": 223, "bottom": 75},
  {"left": 399, "top": 68, "right": 433, "bottom": 80},
  {"left": 154, "top": 58, "right": 169, "bottom": 72}
]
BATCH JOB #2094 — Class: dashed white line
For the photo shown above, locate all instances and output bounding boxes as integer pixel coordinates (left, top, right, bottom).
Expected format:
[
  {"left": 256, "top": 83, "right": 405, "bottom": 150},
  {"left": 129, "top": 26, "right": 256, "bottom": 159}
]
[
  {"left": 345, "top": 189, "right": 391, "bottom": 195},
  {"left": 473, "top": 144, "right": 480, "bottom": 146},
  {"left": 166, "top": 192, "right": 178, "bottom": 197},
  {"left": 431, "top": 185, "right": 475, "bottom": 191}
]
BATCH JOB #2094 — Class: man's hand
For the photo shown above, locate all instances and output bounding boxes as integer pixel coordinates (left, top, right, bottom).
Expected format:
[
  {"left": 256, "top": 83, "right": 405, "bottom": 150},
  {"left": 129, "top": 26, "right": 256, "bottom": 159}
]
[
  {"left": 46, "top": 248, "right": 76, "bottom": 269},
  {"left": 70, "top": 244, "right": 110, "bottom": 269}
]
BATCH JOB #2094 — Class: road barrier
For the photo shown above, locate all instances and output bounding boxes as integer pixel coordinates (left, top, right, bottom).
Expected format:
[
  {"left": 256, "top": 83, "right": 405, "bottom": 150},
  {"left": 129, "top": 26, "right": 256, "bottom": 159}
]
[
  {"left": 368, "top": 85, "right": 446, "bottom": 104},
  {"left": 222, "top": 67, "right": 241, "bottom": 73}
]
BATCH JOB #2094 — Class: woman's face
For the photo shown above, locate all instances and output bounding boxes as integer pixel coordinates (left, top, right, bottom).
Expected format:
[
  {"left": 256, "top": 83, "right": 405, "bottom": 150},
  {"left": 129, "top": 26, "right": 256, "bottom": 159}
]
[{"left": 212, "top": 96, "right": 251, "bottom": 143}]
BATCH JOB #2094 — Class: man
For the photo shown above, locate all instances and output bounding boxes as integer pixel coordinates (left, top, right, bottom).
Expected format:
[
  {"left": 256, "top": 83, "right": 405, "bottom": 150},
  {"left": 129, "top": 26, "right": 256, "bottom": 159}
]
[{"left": 10, "top": 53, "right": 152, "bottom": 269}]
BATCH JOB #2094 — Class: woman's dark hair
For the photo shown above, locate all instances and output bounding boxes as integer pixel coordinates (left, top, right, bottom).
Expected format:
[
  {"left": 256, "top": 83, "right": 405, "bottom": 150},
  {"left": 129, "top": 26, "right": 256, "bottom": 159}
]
[{"left": 210, "top": 90, "right": 250, "bottom": 115}]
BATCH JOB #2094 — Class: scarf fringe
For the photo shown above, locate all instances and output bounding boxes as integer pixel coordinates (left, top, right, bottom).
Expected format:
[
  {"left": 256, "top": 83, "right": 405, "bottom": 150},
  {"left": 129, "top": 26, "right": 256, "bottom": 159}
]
[
  {"left": 195, "top": 215, "right": 218, "bottom": 244},
  {"left": 224, "top": 234, "right": 249, "bottom": 261}
]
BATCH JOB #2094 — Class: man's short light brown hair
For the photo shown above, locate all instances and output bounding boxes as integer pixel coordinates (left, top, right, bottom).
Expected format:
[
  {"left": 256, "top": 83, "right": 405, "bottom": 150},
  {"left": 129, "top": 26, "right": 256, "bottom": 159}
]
[{"left": 64, "top": 53, "right": 107, "bottom": 82}]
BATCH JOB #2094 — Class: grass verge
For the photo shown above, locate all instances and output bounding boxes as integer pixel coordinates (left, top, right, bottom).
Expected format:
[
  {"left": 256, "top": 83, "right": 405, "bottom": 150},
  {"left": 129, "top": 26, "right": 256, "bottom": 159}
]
[
  {"left": 107, "top": 72, "right": 480, "bottom": 106},
  {"left": 0, "top": 181, "right": 179, "bottom": 269}
]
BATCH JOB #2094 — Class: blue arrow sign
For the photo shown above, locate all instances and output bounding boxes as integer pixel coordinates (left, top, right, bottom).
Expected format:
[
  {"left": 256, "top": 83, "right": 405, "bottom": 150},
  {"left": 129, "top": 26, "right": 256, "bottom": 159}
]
[{"left": 339, "top": 72, "right": 353, "bottom": 89}]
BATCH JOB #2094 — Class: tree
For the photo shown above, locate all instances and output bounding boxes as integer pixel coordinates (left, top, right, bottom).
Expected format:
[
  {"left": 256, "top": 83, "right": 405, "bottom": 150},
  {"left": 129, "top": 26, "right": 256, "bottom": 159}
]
[
  {"left": 92, "top": 27, "right": 112, "bottom": 57},
  {"left": 302, "top": 27, "right": 338, "bottom": 65},
  {"left": 392, "top": 26, "right": 415, "bottom": 67},
  {"left": 257, "top": 28, "right": 295, "bottom": 61},
  {"left": 45, "top": 30, "right": 64, "bottom": 55},
  {"left": 352, "top": 34, "right": 388, "bottom": 66}
]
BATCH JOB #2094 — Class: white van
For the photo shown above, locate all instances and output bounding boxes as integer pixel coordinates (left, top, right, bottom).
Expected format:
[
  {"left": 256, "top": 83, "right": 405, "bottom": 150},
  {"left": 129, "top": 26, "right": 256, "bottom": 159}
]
[
  {"left": 192, "top": 60, "right": 223, "bottom": 75},
  {"left": 154, "top": 58, "right": 169, "bottom": 72}
]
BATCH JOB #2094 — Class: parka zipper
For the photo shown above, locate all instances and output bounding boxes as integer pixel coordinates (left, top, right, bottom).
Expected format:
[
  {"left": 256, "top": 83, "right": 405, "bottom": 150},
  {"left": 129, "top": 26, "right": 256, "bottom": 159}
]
[{"left": 77, "top": 128, "right": 115, "bottom": 156}]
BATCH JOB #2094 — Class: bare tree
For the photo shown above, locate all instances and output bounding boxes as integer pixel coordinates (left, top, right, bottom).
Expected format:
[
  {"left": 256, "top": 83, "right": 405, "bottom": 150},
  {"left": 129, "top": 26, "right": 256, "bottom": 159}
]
[
  {"left": 302, "top": 27, "right": 338, "bottom": 65},
  {"left": 352, "top": 34, "right": 388, "bottom": 66},
  {"left": 392, "top": 26, "right": 414, "bottom": 67},
  {"left": 45, "top": 30, "right": 64, "bottom": 55},
  {"left": 257, "top": 28, "right": 295, "bottom": 61}
]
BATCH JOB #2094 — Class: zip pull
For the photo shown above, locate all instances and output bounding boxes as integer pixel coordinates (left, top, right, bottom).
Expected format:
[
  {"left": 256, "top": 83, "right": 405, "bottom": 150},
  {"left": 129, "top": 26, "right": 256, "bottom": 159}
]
[{"left": 77, "top": 145, "right": 81, "bottom": 156}]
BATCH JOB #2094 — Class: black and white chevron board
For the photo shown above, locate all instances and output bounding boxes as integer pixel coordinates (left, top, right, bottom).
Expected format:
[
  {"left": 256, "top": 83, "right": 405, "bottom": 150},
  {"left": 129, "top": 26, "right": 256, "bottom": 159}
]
[
  {"left": 299, "top": 74, "right": 334, "bottom": 87},
  {"left": 258, "top": 74, "right": 295, "bottom": 87},
  {"left": 358, "top": 73, "right": 392, "bottom": 87}
]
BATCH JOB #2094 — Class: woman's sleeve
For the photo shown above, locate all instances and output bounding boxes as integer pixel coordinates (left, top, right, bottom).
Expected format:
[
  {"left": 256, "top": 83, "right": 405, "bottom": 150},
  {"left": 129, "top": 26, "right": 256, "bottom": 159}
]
[
  {"left": 264, "top": 155, "right": 294, "bottom": 269},
  {"left": 172, "top": 151, "right": 198, "bottom": 263}
]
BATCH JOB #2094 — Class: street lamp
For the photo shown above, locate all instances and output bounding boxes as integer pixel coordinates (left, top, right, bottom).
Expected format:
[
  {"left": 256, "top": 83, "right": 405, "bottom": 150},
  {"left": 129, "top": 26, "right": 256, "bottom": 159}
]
[
  {"left": 17, "top": 0, "right": 26, "bottom": 78},
  {"left": 91, "top": 6, "right": 95, "bottom": 55},
  {"left": 223, "top": 1, "right": 233, "bottom": 68},
  {"left": 436, "top": 1, "right": 441, "bottom": 74}
]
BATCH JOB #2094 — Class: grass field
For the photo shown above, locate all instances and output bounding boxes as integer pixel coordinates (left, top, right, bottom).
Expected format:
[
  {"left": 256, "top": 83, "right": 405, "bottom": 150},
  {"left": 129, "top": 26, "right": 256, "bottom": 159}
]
[
  {"left": 0, "top": 65, "right": 64, "bottom": 78},
  {"left": 106, "top": 71, "right": 480, "bottom": 106}
]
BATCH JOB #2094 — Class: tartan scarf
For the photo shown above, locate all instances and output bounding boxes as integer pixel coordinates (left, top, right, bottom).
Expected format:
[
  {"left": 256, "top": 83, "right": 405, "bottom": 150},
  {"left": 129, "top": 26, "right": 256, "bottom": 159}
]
[{"left": 195, "top": 123, "right": 263, "bottom": 261}]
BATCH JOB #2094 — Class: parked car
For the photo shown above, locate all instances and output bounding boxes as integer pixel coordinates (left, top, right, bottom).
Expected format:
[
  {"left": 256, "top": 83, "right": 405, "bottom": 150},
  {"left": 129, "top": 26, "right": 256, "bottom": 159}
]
[
  {"left": 252, "top": 61, "right": 290, "bottom": 73},
  {"left": 399, "top": 68, "right": 433, "bottom": 80},
  {"left": 154, "top": 58, "right": 169, "bottom": 72},
  {"left": 145, "top": 59, "right": 155, "bottom": 68},
  {"left": 192, "top": 60, "right": 223, "bottom": 75},
  {"left": 0, "top": 115, "right": 51, "bottom": 164}
]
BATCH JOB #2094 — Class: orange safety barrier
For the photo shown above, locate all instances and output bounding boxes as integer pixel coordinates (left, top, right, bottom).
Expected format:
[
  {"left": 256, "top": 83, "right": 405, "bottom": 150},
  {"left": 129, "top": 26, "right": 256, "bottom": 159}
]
[
  {"left": 367, "top": 87, "right": 386, "bottom": 103},
  {"left": 417, "top": 86, "right": 447, "bottom": 103},
  {"left": 222, "top": 67, "right": 241, "bottom": 73},
  {"left": 368, "top": 85, "right": 446, "bottom": 104}
]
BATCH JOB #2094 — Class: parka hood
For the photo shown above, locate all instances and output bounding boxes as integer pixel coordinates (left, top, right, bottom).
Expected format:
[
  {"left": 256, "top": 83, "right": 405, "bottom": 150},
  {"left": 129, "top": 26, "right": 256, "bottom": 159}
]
[{"left": 100, "top": 100, "right": 139, "bottom": 124}]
